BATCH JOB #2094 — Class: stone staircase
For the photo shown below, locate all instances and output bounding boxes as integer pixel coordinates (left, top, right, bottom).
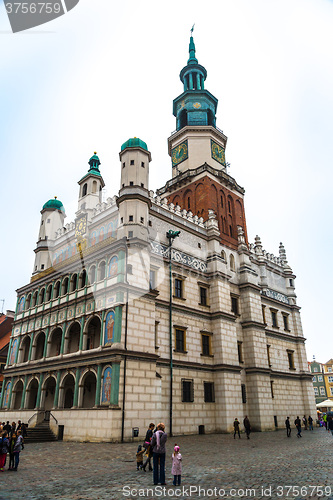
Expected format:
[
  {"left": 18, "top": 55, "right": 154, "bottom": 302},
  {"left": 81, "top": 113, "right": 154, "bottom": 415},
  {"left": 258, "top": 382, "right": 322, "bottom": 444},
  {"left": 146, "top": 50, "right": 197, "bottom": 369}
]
[{"left": 25, "top": 421, "right": 57, "bottom": 443}]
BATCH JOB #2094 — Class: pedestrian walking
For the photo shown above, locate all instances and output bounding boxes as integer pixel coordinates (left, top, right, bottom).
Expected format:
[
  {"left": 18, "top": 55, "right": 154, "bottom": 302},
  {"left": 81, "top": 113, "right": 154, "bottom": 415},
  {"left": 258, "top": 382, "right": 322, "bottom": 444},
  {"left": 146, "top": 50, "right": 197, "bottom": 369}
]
[
  {"left": 302, "top": 415, "right": 308, "bottom": 430},
  {"left": 308, "top": 415, "right": 313, "bottom": 431},
  {"left": 323, "top": 413, "right": 327, "bottom": 429},
  {"left": 150, "top": 422, "right": 167, "bottom": 485},
  {"left": 294, "top": 416, "right": 302, "bottom": 438},
  {"left": 12, "top": 430, "right": 24, "bottom": 471},
  {"left": 0, "top": 431, "right": 10, "bottom": 472},
  {"left": 136, "top": 445, "right": 145, "bottom": 470},
  {"left": 243, "top": 416, "right": 251, "bottom": 439},
  {"left": 285, "top": 417, "right": 291, "bottom": 437},
  {"left": 171, "top": 445, "right": 182, "bottom": 486},
  {"left": 142, "top": 423, "right": 155, "bottom": 471},
  {"left": 233, "top": 418, "right": 241, "bottom": 439},
  {"left": 328, "top": 416, "right": 333, "bottom": 436}
]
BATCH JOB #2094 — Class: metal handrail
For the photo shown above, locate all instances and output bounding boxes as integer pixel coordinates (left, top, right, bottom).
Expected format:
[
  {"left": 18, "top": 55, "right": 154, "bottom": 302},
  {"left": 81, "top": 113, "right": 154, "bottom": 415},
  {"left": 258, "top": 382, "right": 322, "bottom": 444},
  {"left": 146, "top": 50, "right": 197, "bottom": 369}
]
[
  {"left": 27, "top": 412, "right": 38, "bottom": 425},
  {"left": 49, "top": 412, "right": 58, "bottom": 425}
]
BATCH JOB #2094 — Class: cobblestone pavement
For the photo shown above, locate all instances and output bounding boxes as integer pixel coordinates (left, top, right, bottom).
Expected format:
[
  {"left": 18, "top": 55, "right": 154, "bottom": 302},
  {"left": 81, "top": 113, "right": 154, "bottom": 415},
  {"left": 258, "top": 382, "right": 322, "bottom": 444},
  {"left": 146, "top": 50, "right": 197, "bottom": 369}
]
[{"left": 0, "top": 427, "right": 332, "bottom": 500}]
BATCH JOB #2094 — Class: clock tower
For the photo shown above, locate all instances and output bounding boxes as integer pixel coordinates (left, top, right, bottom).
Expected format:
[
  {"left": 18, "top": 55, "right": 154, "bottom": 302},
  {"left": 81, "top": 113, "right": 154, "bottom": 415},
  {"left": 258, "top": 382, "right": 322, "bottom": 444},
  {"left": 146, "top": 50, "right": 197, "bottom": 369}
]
[
  {"left": 168, "top": 35, "right": 227, "bottom": 176},
  {"left": 159, "top": 35, "right": 248, "bottom": 250},
  {"left": 77, "top": 153, "right": 105, "bottom": 221}
]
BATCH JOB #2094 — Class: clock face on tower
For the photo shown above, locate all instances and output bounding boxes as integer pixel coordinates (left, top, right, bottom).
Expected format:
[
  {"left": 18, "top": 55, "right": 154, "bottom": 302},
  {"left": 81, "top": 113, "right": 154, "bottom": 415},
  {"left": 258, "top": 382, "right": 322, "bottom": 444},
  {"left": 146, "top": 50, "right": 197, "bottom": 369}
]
[
  {"left": 211, "top": 140, "right": 225, "bottom": 165},
  {"left": 75, "top": 213, "right": 87, "bottom": 238},
  {"left": 172, "top": 140, "right": 188, "bottom": 167}
]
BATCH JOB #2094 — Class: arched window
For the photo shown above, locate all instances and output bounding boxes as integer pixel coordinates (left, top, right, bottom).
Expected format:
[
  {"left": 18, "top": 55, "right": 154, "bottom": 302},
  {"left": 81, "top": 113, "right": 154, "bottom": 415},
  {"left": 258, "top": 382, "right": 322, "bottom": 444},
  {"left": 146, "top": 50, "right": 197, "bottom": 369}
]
[
  {"left": 46, "top": 284, "right": 52, "bottom": 302},
  {"left": 230, "top": 254, "right": 235, "bottom": 271},
  {"left": 31, "top": 291, "right": 38, "bottom": 307},
  {"left": 70, "top": 274, "right": 78, "bottom": 292},
  {"left": 221, "top": 250, "right": 226, "bottom": 261},
  {"left": 98, "top": 261, "right": 106, "bottom": 281},
  {"left": 92, "top": 181, "right": 97, "bottom": 193},
  {"left": 82, "top": 183, "right": 87, "bottom": 197},
  {"left": 79, "top": 269, "right": 87, "bottom": 288},
  {"left": 61, "top": 277, "right": 69, "bottom": 296},
  {"left": 25, "top": 294, "right": 31, "bottom": 310},
  {"left": 179, "top": 109, "right": 187, "bottom": 129},
  {"left": 38, "top": 288, "right": 45, "bottom": 305},
  {"left": 53, "top": 281, "right": 60, "bottom": 299},
  {"left": 89, "top": 265, "right": 96, "bottom": 285}
]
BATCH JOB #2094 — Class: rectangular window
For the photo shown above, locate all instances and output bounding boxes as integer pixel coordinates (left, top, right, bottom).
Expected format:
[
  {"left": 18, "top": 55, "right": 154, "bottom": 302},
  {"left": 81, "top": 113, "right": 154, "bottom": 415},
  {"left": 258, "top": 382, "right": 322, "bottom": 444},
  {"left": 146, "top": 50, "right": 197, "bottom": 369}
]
[
  {"left": 282, "top": 314, "right": 289, "bottom": 331},
  {"left": 182, "top": 379, "right": 194, "bottom": 402},
  {"left": 122, "top": 162, "right": 125, "bottom": 168},
  {"left": 231, "top": 296, "right": 239, "bottom": 315},
  {"left": 130, "top": 160, "right": 134, "bottom": 165},
  {"left": 318, "top": 375, "right": 323, "bottom": 382},
  {"left": 140, "top": 217, "right": 144, "bottom": 224},
  {"left": 312, "top": 376, "right": 317, "bottom": 382},
  {"left": 200, "top": 287, "right": 207, "bottom": 306},
  {"left": 270, "top": 381, "right": 274, "bottom": 398},
  {"left": 267, "top": 345, "right": 271, "bottom": 367},
  {"left": 262, "top": 305, "right": 266, "bottom": 324},
  {"left": 128, "top": 231, "right": 133, "bottom": 238},
  {"left": 141, "top": 162, "right": 145, "bottom": 168},
  {"left": 175, "top": 328, "right": 186, "bottom": 352},
  {"left": 149, "top": 269, "right": 156, "bottom": 290},
  {"left": 129, "top": 215, "right": 134, "bottom": 221},
  {"left": 313, "top": 367, "right": 318, "bottom": 372},
  {"left": 201, "top": 334, "right": 211, "bottom": 356},
  {"left": 320, "top": 387, "right": 326, "bottom": 396},
  {"left": 175, "top": 278, "right": 183, "bottom": 298},
  {"left": 328, "top": 367, "right": 332, "bottom": 373},
  {"left": 237, "top": 341, "right": 244, "bottom": 364},
  {"left": 241, "top": 384, "right": 247, "bottom": 403},
  {"left": 271, "top": 310, "right": 278, "bottom": 328},
  {"left": 330, "top": 387, "right": 333, "bottom": 396},
  {"left": 287, "top": 350, "right": 295, "bottom": 370},
  {"left": 204, "top": 382, "right": 215, "bottom": 403},
  {"left": 155, "top": 321, "right": 159, "bottom": 349},
  {"left": 328, "top": 376, "right": 333, "bottom": 383},
  {"left": 129, "top": 181, "right": 134, "bottom": 186},
  {"left": 41, "top": 264, "right": 44, "bottom": 270},
  {"left": 314, "top": 387, "right": 319, "bottom": 395}
]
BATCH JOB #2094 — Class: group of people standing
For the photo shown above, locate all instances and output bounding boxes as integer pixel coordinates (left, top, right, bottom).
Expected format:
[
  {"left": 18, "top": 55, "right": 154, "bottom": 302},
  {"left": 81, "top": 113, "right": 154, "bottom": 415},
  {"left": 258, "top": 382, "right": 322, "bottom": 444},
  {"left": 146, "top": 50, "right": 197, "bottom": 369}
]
[
  {"left": 136, "top": 422, "right": 182, "bottom": 486},
  {"left": 233, "top": 416, "right": 251, "bottom": 439},
  {"left": 286, "top": 415, "right": 314, "bottom": 437},
  {"left": 0, "top": 421, "right": 25, "bottom": 472}
]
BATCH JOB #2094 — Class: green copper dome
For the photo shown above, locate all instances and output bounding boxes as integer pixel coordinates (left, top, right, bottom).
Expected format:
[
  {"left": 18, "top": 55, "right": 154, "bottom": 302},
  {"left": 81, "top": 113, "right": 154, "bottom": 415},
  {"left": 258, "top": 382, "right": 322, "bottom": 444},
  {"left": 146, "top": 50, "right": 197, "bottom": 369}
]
[
  {"left": 121, "top": 137, "right": 148, "bottom": 152},
  {"left": 42, "top": 197, "right": 65, "bottom": 213}
]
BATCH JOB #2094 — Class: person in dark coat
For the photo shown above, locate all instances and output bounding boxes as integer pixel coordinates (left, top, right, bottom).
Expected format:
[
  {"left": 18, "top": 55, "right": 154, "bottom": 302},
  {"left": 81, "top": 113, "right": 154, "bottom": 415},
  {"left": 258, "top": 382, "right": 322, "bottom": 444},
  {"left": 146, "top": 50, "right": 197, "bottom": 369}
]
[
  {"left": 142, "top": 423, "right": 155, "bottom": 471},
  {"left": 243, "top": 416, "right": 251, "bottom": 439},
  {"left": 233, "top": 418, "right": 241, "bottom": 439},
  {"left": 294, "top": 416, "right": 302, "bottom": 438},
  {"left": 328, "top": 416, "right": 333, "bottom": 436},
  {"left": 285, "top": 417, "right": 291, "bottom": 437},
  {"left": 150, "top": 422, "right": 167, "bottom": 485},
  {"left": 308, "top": 415, "right": 314, "bottom": 431}
]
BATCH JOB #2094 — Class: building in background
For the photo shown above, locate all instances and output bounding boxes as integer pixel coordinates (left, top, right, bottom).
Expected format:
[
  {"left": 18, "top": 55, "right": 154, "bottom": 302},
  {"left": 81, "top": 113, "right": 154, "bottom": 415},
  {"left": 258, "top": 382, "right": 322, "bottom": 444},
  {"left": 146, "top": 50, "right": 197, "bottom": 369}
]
[
  {"left": 323, "top": 359, "right": 333, "bottom": 400},
  {"left": 0, "top": 310, "right": 15, "bottom": 393},
  {"left": 308, "top": 359, "right": 327, "bottom": 404},
  {"left": 0, "top": 36, "right": 316, "bottom": 441}
]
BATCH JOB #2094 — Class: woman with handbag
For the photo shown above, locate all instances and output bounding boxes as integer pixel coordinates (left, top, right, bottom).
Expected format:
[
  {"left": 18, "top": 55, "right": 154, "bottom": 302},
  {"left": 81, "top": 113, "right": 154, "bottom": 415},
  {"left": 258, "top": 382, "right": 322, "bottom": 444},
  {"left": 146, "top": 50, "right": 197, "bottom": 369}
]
[{"left": 12, "top": 430, "right": 24, "bottom": 471}]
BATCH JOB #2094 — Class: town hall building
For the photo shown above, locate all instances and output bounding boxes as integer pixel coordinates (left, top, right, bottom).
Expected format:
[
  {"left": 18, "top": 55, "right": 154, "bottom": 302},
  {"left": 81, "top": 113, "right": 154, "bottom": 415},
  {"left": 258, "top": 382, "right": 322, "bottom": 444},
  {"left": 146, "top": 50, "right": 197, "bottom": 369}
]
[{"left": 0, "top": 36, "right": 316, "bottom": 441}]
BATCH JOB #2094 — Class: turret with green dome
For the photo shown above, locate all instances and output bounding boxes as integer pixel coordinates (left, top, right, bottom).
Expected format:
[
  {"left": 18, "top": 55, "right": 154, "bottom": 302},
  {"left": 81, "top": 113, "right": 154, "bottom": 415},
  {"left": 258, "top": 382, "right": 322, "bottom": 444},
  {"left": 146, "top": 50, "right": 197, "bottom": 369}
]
[
  {"left": 42, "top": 197, "right": 65, "bottom": 214},
  {"left": 121, "top": 137, "right": 148, "bottom": 152},
  {"left": 77, "top": 152, "right": 105, "bottom": 217}
]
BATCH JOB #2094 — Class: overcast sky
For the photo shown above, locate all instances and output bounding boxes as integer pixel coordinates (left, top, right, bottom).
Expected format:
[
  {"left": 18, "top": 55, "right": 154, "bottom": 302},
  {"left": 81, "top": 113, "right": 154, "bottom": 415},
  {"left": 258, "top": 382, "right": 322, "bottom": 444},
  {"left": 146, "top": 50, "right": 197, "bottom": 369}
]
[{"left": 0, "top": 0, "right": 332, "bottom": 363}]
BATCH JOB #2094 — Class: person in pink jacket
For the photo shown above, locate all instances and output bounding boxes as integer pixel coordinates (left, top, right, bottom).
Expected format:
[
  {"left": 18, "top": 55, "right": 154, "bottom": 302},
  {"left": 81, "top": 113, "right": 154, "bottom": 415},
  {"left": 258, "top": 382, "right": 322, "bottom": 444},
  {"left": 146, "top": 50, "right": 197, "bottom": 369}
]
[{"left": 171, "top": 445, "right": 182, "bottom": 486}]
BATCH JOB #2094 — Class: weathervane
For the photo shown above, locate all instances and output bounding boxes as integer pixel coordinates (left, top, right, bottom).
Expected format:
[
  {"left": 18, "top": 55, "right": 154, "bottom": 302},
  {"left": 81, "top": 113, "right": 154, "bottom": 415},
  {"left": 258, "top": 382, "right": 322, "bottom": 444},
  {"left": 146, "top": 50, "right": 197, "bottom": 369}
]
[{"left": 190, "top": 24, "right": 195, "bottom": 35}]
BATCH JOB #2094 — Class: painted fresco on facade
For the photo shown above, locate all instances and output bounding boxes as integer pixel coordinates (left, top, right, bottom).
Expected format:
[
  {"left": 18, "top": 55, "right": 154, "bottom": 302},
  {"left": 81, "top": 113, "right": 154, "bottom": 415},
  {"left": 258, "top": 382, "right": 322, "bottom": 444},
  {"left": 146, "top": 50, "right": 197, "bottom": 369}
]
[
  {"left": 3, "top": 382, "right": 11, "bottom": 408},
  {"left": 108, "top": 256, "right": 118, "bottom": 277},
  {"left": 18, "top": 296, "right": 25, "bottom": 313},
  {"left": 105, "top": 311, "right": 115, "bottom": 344},
  {"left": 101, "top": 367, "right": 112, "bottom": 404},
  {"left": 9, "top": 339, "right": 18, "bottom": 365}
]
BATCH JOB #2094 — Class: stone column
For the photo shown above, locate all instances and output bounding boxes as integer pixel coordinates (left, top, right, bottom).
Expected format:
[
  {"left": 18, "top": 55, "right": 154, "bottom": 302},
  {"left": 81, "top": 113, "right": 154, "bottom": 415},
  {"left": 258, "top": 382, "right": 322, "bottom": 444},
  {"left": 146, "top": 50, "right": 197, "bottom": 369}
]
[
  {"left": 36, "top": 373, "right": 44, "bottom": 409},
  {"left": 0, "top": 379, "right": 6, "bottom": 407},
  {"left": 28, "top": 332, "right": 34, "bottom": 361},
  {"left": 95, "top": 365, "right": 102, "bottom": 407},
  {"left": 79, "top": 317, "right": 85, "bottom": 351},
  {"left": 53, "top": 371, "right": 61, "bottom": 408},
  {"left": 99, "top": 310, "right": 105, "bottom": 346},
  {"left": 73, "top": 367, "right": 80, "bottom": 408},
  {"left": 43, "top": 328, "right": 49, "bottom": 358},
  {"left": 20, "top": 375, "right": 28, "bottom": 410},
  {"left": 60, "top": 323, "right": 66, "bottom": 355},
  {"left": 6, "top": 338, "right": 12, "bottom": 365}
]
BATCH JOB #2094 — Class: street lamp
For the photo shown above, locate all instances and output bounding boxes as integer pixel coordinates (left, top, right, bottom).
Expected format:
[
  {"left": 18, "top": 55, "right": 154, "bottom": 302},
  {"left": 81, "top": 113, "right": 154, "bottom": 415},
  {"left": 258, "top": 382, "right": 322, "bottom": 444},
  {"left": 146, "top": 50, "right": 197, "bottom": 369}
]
[{"left": 166, "top": 229, "right": 180, "bottom": 437}]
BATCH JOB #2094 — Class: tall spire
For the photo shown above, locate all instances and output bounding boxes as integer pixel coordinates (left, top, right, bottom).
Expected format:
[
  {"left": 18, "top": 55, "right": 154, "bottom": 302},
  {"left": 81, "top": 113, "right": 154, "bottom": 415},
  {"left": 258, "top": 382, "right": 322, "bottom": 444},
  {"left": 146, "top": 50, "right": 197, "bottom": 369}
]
[{"left": 187, "top": 36, "right": 198, "bottom": 65}]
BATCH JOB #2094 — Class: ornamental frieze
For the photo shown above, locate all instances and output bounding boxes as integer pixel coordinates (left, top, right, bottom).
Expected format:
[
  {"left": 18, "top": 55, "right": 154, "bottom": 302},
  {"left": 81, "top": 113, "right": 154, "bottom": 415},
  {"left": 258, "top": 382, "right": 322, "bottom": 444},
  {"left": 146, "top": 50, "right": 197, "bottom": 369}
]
[
  {"left": 150, "top": 242, "right": 207, "bottom": 272},
  {"left": 261, "top": 289, "right": 289, "bottom": 305}
]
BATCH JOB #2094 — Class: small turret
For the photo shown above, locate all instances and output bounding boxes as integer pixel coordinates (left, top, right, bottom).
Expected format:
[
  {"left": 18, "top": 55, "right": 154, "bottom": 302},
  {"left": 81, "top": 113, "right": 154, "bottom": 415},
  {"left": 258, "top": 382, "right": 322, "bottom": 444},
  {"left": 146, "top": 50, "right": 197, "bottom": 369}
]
[
  {"left": 77, "top": 152, "right": 105, "bottom": 219},
  {"left": 33, "top": 197, "right": 66, "bottom": 275}
]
